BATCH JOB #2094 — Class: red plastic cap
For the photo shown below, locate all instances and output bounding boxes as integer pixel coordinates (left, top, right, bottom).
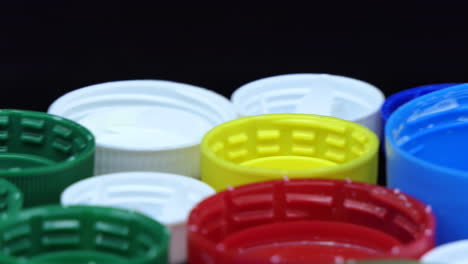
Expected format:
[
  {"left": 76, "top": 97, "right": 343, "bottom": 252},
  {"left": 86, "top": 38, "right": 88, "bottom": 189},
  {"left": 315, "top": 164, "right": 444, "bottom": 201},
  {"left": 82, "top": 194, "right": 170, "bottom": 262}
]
[{"left": 188, "top": 179, "right": 435, "bottom": 264}]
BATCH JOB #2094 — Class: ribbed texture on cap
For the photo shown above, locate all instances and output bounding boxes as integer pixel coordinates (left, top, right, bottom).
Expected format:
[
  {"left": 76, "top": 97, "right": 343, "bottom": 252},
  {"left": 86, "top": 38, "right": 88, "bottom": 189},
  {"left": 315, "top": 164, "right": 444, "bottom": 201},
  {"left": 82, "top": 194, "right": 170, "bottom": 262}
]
[
  {"left": 0, "top": 110, "right": 95, "bottom": 207},
  {"left": 0, "top": 205, "right": 169, "bottom": 264},
  {"left": 0, "top": 178, "right": 22, "bottom": 217},
  {"left": 95, "top": 144, "right": 200, "bottom": 177}
]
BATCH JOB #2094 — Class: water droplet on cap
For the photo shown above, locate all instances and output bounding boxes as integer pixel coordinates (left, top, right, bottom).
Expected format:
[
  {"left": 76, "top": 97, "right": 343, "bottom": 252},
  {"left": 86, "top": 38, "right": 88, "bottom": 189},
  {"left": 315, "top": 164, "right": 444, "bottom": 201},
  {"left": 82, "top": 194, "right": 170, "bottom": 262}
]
[
  {"left": 270, "top": 255, "right": 281, "bottom": 263},
  {"left": 424, "top": 229, "right": 433, "bottom": 236},
  {"left": 391, "top": 247, "right": 401, "bottom": 255},
  {"left": 334, "top": 256, "right": 345, "bottom": 264},
  {"left": 425, "top": 205, "right": 432, "bottom": 213}
]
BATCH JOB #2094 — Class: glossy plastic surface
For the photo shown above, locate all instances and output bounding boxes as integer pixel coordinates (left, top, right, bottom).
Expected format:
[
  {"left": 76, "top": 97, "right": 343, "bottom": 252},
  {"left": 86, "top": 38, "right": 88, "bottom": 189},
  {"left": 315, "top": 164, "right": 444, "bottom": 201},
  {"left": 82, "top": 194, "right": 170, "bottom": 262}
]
[
  {"left": 201, "top": 114, "right": 379, "bottom": 191},
  {"left": 188, "top": 179, "right": 435, "bottom": 264},
  {"left": 386, "top": 83, "right": 468, "bottom": 244},
  {"left": 422, "top": 239, "right": 468, "bottom": 263},
  {"left": 0, "top": 109, "right": 95, "bottom": 207},
  {"left": 0, "top": 205, "right": 169, "bottom": 264},
  {"left": 381, "top": 83, "right": 458, "bottom": 125},
  {"left": 61, "top": 171, "right": 215, "bottom": 264},
  {"left": 48, "top": 80, "right": 237, "bottom": 178},
  {"left": 231, "top": 74, "right": 385, "bottom": 135},
  {"left": 0, "top": 178, "right": 22, "bottom": 217}
]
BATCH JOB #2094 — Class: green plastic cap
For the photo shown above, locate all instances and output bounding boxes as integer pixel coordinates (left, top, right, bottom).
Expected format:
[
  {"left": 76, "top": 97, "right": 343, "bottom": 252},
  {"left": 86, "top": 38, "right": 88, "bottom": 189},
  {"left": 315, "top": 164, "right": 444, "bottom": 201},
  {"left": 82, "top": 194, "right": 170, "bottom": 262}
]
[
  {"left": 0, "top": 178, "right": 22, "bottom": 217},
  {"left": 0, "top": 205, "right": 169, "bottom": 264},
  {"left": 0, "top": 110, "right": 95, "bottom": 207}
]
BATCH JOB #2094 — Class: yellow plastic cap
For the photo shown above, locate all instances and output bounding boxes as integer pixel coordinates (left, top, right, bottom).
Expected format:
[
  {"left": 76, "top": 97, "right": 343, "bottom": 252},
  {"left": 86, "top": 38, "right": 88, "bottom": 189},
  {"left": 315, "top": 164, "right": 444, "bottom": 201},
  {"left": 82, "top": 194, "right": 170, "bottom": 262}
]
[{"left": 201, "top": 114, "right": 379, "bottom": 191}]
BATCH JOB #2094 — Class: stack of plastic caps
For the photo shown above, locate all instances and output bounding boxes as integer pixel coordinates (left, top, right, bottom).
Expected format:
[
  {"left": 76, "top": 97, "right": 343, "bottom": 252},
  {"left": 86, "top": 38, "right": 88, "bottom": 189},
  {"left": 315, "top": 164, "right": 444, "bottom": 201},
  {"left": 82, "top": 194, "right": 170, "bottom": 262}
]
[
  {"left": 1, "top": 75, "right": 462, "bottom": 264},
  {"left": 385, "top": 83, "right": 468, "bottom": 245},
  {"left": 188, "top": 179, "right": 435, "bottom": 263},
  {"left": 44, "top": 80, "right": 239, "bottom": 263},
  {"left": 60, "top": 171, "right": 215, "bottom": 263},
  {"left": 48, "top": 80, "right": 238, "bottom": 177},
  {"left": 0, "top": 109, "right": 95, "bottom": 206},
  {"left": 232, "top": 73, "right": 385, "bottom": 135},
  {"left": 0, "top": 80, "right": 234, "bottom": 263},
  {"left": 0, "top": 108, "right": 172, "bottom": 263}
]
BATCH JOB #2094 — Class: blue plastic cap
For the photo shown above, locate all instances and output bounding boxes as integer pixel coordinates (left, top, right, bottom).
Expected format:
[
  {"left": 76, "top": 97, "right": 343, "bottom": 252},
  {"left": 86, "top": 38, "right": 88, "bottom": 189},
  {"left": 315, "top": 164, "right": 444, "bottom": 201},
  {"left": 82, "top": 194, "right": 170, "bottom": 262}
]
[
  {"left": 381, "top": 83, "right": 459, "bottom": 125},
  {"left": 385, "top": 83, "right": 468, "bottom": 245}
]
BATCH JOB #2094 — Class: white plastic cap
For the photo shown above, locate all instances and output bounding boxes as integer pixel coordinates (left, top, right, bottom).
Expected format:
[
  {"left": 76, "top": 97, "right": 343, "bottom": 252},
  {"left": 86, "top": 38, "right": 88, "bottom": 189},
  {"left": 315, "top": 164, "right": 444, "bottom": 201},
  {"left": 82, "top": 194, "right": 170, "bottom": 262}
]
[
  {"left": 48, "top": 80, "right": 238, "bottom": 177},
  {"left": 60, "top": 171, "right": 216, "bottom": 264},
  {"left": 231, "top": 73, "right": 385, "bottom": 135},
  {"left": 421, "top": 239, "right": 468, "bottom": 264}
]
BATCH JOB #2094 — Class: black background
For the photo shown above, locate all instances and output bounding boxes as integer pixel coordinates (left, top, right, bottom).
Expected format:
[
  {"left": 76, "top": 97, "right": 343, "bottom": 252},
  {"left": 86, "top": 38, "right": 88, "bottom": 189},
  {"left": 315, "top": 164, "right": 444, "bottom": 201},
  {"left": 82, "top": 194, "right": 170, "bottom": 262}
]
[{"left": 1, "top": 2, "right": 468, "bottom": 112}]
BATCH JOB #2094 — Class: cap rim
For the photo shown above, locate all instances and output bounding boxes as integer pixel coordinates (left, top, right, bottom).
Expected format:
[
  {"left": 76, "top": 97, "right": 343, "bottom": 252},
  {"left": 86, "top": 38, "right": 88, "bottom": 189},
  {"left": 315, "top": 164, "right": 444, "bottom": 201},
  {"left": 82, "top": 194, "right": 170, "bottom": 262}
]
[
  {"left": 385, "top": 83, "right": 468, "bottom": 177},
  {"left": 188, "top": 179, "right": 435, "bottom": 263},
  {"left": 48, "top": 79, "right": 237, "bottom": 152},
  {"left": 381, "top": 83, "right": 459, "bottom": 122},
  {"left": 0, "top": 178, "right": 23, "bottom": 217},
  {"left": 61, "top": 171, "right": 216, "bottom": 225},
  {"left": 232, "top": 73, "right": 385, "bottom": 122},
  {"left": 0, "top": 205, "right": 169, "bottom": 264},
  {"left": 0, "top": 109, "right": 95, "bottom": 177},
  {"left": 201, "top": 113, "right": 379, "bottom": 182}
]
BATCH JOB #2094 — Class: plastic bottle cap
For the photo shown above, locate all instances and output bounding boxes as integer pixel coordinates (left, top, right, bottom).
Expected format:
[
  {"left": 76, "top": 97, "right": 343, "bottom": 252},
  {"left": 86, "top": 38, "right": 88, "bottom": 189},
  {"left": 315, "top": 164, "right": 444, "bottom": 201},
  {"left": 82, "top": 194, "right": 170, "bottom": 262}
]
[
  {"left": 381, "top": 83, "right": 459, "bottom": 127},
  {"left": 381, "top": 83, "right": 459, "bottom": 124},
  {"left": 422, "top": 239, "right": 468, "bottom": 264},
  {"left": 295, "top": 77, "right": 335, "bottom": 116},
  {"left": 0, "top": 109, "right": 95, "bottom": 207},
  {"left": 231, "top": 73, "right": 385, "bottom": 135},
  {"left": 61, "top": 171, "right": 215, "bottom": 264},
  {"left": 0, "top": 178, "right": 22, "bottom": 218},
  {"left": 0, "top": 205, "right": 169, "bottom": 264},
  {"left": 385, "top": 83, "right": 468, "bottom": 244},
  {"left": 201, "top": 114, "right": 379, "bottom": 191},
  {"left": 188, "top": 179, "right": 435, "bottom": 264},
  {"left": 48, "top": 80, "right": 237, "bottom": 177},
  {"left": 79, "top": 106, "right": 211, "bottom": 149}
]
